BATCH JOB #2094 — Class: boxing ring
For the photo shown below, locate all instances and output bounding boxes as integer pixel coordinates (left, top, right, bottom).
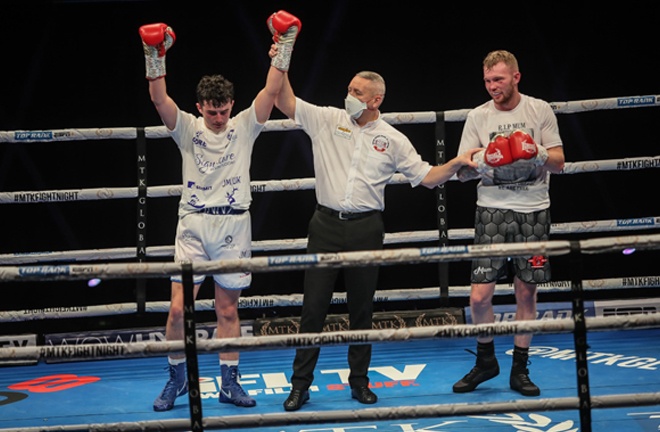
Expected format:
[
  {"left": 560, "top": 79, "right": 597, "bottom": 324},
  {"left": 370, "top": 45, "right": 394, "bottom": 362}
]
[{"left": 1, "top": 94, "right": 660, "bottom": 431}]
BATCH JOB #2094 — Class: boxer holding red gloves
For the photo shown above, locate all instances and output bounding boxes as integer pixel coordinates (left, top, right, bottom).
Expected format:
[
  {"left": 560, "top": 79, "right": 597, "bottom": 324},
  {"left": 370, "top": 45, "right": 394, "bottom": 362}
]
[{"left": 461, "top": 129, "right": 549, "bottom": 184}]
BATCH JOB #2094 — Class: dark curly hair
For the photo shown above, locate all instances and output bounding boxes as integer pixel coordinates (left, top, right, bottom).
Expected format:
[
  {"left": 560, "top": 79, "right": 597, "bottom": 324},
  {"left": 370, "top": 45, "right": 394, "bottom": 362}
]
[{"left": 196, "top": 75, "right": 234, "bottom": 107}]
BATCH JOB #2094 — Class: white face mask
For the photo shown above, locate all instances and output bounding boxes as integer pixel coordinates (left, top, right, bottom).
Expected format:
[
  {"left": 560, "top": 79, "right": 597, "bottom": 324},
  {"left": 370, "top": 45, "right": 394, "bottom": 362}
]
[{"left": 344, "top": 94, "right": 367, "bottom": 119}]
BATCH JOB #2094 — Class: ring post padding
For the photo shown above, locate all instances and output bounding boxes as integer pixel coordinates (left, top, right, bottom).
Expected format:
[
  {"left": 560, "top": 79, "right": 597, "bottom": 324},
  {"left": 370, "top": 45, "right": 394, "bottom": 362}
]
[
  {"left": 435, "top": 111, "right": 449, "bottom": 305},
  {"left": 569, "top": 240, "right": 591, "bottom": 432},
  {"left": 136, "top": 127, "right": 147, "bottom": 314},
  {"left": 182, "top": 262, "right": 203, "bottom": 431}
]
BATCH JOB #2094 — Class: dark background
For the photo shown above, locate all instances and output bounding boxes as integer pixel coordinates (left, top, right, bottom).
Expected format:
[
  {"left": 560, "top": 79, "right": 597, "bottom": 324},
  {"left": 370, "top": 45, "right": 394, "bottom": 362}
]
[{"left": 1, "top": 1, "right": 658, "bottom": 333}]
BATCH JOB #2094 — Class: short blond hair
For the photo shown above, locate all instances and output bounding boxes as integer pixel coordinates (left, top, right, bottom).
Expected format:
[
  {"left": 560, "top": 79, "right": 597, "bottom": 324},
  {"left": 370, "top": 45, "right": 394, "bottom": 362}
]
[{"left": 483, "top": 50, "right": 519, "bottom": 72}]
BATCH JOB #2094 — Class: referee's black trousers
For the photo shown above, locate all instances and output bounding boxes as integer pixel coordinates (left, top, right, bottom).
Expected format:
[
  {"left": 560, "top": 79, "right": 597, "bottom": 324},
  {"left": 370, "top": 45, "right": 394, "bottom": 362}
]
[{"left": 290, "top": 208, "right": 384, "bottom": 390}]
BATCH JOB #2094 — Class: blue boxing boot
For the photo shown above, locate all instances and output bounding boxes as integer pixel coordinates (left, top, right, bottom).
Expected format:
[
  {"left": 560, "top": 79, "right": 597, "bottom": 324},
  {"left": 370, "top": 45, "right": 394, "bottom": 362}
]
[
  {"left": 219, "top": 364, "right": 256, "bottom": 407},
  {"left": 153, "top": 362, "right": 188, "bottom": 411}
]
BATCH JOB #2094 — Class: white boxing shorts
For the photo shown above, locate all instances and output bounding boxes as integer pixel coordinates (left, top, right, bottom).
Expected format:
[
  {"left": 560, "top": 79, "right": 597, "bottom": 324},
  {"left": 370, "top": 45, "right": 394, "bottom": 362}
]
[{"left": 171, "top": 210, "right": 252, "bottom": 289}]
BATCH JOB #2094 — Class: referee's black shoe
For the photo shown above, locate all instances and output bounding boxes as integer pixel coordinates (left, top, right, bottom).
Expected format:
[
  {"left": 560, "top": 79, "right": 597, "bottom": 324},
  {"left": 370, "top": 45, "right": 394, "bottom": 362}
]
[
  {"left": 283, "top": 388, "right": 309, "bottom": 411},
  {"left": 351, "top": 386, "right": 378, "bottom": 404}
]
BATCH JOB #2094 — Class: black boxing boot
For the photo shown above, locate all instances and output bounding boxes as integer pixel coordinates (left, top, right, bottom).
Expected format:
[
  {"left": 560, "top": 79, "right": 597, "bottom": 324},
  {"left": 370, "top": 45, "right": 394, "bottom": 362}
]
[
  {"left": 453, "top": 341, "right": 500, "bottom": 393},
  {"left": 510, "top": 346, "right": 540, "bottom": 396}
]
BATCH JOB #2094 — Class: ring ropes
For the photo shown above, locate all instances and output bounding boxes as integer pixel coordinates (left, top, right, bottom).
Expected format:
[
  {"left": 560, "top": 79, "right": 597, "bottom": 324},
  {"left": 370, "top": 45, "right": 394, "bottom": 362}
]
[
  {"left": 0, "top": 93, "right": 658, "bottom": 317},
  {"left": 1, "top": 94, "right": 660, "bottom": 431},
  {"left": 1, "top": 234, "right": 660, "bottom": 431}
]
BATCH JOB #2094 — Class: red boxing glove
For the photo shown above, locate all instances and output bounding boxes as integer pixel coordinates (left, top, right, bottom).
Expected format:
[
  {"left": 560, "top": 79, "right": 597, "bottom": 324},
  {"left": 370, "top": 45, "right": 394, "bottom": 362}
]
[
  {"left": 139, "top": 23, "right": 176, "bottom": 80},
  {"left": 139, "top": 23, "right": 176, "bottom": 53},
  {"left": 484, "top": 134, "right": 513, "bottom": 167},
  {"left": 509, "top": 129, "right": 538, "bottom": 161},
  {"left": 267, "top": 10, "right": 301, "bottom": 71},
  {"left": 268, "top": 10, "right": 302, "bottom": 43}
]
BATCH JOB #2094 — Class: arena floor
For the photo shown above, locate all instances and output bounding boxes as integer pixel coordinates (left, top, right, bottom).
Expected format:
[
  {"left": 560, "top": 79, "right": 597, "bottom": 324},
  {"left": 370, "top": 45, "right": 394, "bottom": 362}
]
[{"left": 1, "top": 327, "right": 659, "bottom": 431}]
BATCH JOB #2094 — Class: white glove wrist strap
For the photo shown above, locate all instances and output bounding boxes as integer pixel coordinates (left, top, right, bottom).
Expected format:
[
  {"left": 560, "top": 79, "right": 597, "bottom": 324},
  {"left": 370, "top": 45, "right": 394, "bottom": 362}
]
[
  {"left": 272, "top": 43, "right": 293, "bottom": 71},
  {"left": 535, "top": 145, "right": 549, "bottom": 166},
  {"left": 144, "top": 55, "right": 166, "bottom": 80}
]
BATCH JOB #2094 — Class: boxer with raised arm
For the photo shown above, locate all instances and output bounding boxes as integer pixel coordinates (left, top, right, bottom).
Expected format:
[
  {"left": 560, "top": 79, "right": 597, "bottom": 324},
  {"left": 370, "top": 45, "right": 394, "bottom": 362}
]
[{"left": 139, "top": 11, "right": 301, "bottom": 412}]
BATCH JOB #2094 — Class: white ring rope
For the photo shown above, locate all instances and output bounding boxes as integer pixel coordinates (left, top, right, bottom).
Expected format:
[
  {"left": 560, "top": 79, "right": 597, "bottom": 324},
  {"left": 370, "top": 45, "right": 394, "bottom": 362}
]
[
  {"left": 2, "top": 275, "right": 657, "bottom": 322},
  {"left": 1, "top": 94, "right": 657, "bottom": 144},
  {"left": 2, "top": 391, "right": 659, "bottom": 432},
  {"left": 1, "top": 214, "right": 657, "bottom": 264},
  {"left": 3, "top": 313, "right": 659, "bottom": 431},
  {"left": 2, "top": 314, "right": 659, "bottom": 362},
  {"left": 1, "top": 95, "right": 658, "bottom": 432},
  {"left": 1, "top": 94, "right": 657, "bottom": 322},
  {"left": 2, "top": 156, "right": 659, "bottom": 204},
  {"left": 2, "top": 233, "right": 660, "bottom": 282},
  {"left": 0, "top": 234, "right": 658, "bottom": 322},
  {"left": 1, "top": 392, "right": 658, "bottom": 432}
]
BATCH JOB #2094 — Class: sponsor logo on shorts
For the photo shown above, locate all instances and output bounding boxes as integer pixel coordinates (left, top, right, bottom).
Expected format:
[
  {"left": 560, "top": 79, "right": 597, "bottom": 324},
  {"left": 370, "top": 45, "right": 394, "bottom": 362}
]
[
  {"left": 473, "top": 266, "right": 491, "bottom": 275},
  {"left": 528, "top": 255, "right": 548, "bottom": 268}
]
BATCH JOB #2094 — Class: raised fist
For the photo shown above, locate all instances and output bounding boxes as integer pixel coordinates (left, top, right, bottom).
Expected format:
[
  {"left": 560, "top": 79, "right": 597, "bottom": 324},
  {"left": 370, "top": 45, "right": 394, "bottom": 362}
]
[
  {"left": 267, "top": 10, "right": 301, "bottom": 71},
  {"left": 139, "top": 23, "right": 176, "bottom": 80}
]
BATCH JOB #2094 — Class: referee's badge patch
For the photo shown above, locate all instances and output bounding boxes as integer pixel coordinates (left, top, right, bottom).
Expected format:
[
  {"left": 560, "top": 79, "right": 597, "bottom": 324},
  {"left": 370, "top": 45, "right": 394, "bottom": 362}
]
[
  {"left": 334, "top": 125, "right": 352, "bottom": 140},
  {"left": 372, "top": 135, "right": 390, "bottom": 153}
]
